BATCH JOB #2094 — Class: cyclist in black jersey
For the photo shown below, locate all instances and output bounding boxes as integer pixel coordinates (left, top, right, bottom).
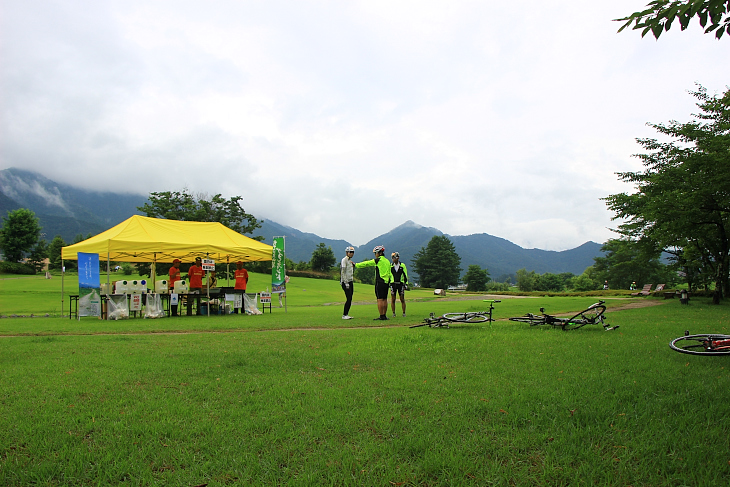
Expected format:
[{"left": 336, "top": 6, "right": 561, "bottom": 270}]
[{"left": 390, "top": 252, "right": 408, "bottom": 317}]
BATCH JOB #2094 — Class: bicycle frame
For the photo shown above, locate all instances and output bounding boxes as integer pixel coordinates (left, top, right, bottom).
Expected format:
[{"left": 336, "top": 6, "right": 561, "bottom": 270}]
[
  {"left": 509, "top": 300, "right": 616, "bottom": 331},
  {"left": 508, "top": 309, "right": 565, "bottom": 328},
  {"left": 411, "top": 299, "right": 500, "bottom": 328}
]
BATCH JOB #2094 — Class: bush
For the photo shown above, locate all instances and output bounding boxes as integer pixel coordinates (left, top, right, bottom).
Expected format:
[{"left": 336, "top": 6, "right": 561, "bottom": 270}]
[
  {"left": 569, "top": 274, "right": 599, "bottom": 292},
  {"left": 0, "top": 261, "right": 36, "bottom": 275},
  {"left": 121, "top": 263, "right": 134, "bottom": 275},
  {"left": 485, "top": 281, "right": 511, "bottom": 292},
  {"left": 287, "top": 269, "right": 336, "bottom": 280}
]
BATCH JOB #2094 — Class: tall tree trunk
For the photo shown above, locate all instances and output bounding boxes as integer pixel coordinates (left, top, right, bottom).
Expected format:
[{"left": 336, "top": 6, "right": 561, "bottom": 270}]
[{"left": 713, "top": 257, "right": 726, "bottom": 305}]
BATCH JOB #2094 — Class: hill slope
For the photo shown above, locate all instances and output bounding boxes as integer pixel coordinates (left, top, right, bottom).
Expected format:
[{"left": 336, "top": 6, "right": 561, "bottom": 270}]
[
  {"left": 1, "top": 167, "right": 604, "bottom": 277},
  {"left": 0, "top": 168, "right": 146, "bottom": 242},
  {"left": 357, "top": 222, "right": 602, "bottom": 281}
]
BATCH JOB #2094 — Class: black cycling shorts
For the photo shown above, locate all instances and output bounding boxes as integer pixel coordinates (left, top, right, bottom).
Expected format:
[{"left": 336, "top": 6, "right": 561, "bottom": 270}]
[
  {"left": 390, "top": 282, "right": 405, "bottom": 297},
  {"left": 375, "top": 281, "right": 389, "bottom": 300}
]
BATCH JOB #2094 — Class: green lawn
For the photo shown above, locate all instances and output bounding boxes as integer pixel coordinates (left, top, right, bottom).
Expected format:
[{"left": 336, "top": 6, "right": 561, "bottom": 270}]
[{"left": 2, "top": 273, "right": 730, "bottom": 485}]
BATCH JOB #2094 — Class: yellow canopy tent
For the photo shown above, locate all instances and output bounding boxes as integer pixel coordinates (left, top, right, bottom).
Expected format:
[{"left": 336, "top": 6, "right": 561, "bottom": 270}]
[
  {"left": 60, "top": 216, "right": 273, "bottom": 315},
  {"left": 62, "top": 215, "right": 272, "bottom": 263}
]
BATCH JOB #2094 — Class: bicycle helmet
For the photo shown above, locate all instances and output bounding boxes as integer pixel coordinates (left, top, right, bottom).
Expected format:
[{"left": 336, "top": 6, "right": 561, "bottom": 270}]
[
  {"left": 373, "top": 245, "right": 385, "bottom": 254},
  {"left": 345, "top": 246, "right": 355, "bottom": 253},
  {"left": 391, "top": 252, "right": 400, "bottom": 258}
]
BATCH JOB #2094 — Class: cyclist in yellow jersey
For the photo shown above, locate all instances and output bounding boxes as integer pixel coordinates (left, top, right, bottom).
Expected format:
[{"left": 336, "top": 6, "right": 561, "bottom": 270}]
[{"left": 355, "top": 245, "right": 392, "bottom": 320}]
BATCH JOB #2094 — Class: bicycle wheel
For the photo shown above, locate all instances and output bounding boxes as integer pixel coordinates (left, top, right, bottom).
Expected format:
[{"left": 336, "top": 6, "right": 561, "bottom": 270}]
[
  {"left": 670, "top": 334, "right": 730, "bottom": 356},
  {"left": 563, "top": 304, "right": 606, "bottom": 331},
  {"left": 442, "top": 312, "right": 489, "bottom": 323},
  {"left": 509, "top": 315, "right": 545, "bottom": 326}
]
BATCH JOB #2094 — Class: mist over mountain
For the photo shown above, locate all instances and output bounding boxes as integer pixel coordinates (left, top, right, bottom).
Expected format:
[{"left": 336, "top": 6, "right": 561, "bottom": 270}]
[
  {"left": 0, "top": 168, "right": 146, "bottom": 243},
  {"left": 1, "top": 168, "right": 604, "bottom": 278}
]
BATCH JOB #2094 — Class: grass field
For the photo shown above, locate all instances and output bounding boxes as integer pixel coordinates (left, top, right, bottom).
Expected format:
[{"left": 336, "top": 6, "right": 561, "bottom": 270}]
[{"left": 2, "top": 272, "right": 730, "bottom": 486}]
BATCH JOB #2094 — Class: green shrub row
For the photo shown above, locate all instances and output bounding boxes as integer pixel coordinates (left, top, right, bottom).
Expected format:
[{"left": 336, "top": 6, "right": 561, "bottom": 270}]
[
  {"left": 286, "top": 269, "right": 337, "bottom": 280},
  {"left": 0, "top": 261, "right": 36, "bottom": 275}
]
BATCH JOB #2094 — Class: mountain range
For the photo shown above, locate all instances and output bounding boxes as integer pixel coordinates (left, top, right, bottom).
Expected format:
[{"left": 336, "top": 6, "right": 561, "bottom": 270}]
[{"left": 0, "top": 167, "right": 605, "bottom": 279}]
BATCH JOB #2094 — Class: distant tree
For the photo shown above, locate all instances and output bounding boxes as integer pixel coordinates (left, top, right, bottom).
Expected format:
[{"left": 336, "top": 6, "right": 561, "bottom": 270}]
[
  {"left": 247, "top": 261, "right": 272, "bottom": 274},
  {"left": 411, "top": 235, "right": 462, "bottom": 289},
  {"left": 592, "top": 239, "right": 674, "bottom": 290},
  {"left": 355, "top": 266, "right": 375, "bottom": 285},
  {"left": 310, "top": 243, "right": 336, "bottom": 272},
  {"left": 485, "top": 281, "right": 511, "bottom": 292},
  {"left": 516, "top": 268, "right": 537, "bottom": 292},
  {"left": 48, "top": 235, "right": 66, "bottom": 271},
  {"left": 534, "top": 272, "right": 565, "bottom": 292},
  {"left": 495, "top": 274, "right": 514, "bottom": 285},
  {"left": 569, "top": 272, "right": 600, "bottom": 292},
  {"left": 616, "top": 1, "right": 730, "bottom": 39},
  {"left": 26, "top": 239, "right": 49, "bottom": 273},
  {"left": 558, "top": 272, "right": 576, "bottom": 288},
  {"left": 137, "top": 189, "right": 263, "bottom": 277},
  {"left": 0, "top": 208, "right": 42, "bottom": 262},
  {"left": 138, "top": 189, "right": 261, "bottom": 235},
  {"left": 463, "top": 265, "right": 490, "bottom": 292}
]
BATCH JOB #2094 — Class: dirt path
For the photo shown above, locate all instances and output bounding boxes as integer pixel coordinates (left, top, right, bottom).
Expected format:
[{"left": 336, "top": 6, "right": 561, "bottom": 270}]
[
  {"left": 605, "top": 299, "right": 666, "bottom": 312},
  {"left": 407, "top": 293, "right": 668, "bottom": 313}
]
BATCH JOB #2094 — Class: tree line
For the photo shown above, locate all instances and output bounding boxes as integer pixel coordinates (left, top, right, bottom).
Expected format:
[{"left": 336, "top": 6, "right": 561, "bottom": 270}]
[{"left": 0, "top": 204, "right": 694, "bottom": 294}]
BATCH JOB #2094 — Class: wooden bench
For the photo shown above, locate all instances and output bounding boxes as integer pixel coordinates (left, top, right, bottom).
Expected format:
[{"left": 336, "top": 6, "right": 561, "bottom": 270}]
[{"left": 631, "top": 284, "right": 653, "bottom": 296}]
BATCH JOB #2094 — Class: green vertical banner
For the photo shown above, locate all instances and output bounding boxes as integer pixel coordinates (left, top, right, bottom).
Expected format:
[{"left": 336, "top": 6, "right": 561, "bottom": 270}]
[
  {"left": 78, "top": 252, "right": 101, "bottom": 318},
  {"left": 272, "top": 236, "right": 286, "bottom": 294}
]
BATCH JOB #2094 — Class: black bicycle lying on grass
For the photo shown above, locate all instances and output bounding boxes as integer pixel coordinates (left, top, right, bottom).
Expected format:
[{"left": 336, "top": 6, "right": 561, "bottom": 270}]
[
  {"left": 509, "top": 300, "right": 618, "bottom": 331},
  {"left": 670, "top": 331, "right": 730, "bottom": 355},
  {"left": 410, "top": 300, "right": 500, "bottom": 328}
]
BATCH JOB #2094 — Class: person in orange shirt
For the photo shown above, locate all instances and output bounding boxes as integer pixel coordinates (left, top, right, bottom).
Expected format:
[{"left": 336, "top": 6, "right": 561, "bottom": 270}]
[
  {"left": 233, "top": 261, "right": 248, "bottom": 314},
  {"left": 169, "top": 259, "right": 182, "bottom": 316},
  {"left": 187, "top": 257, "right": 204, "bottom": 315}
]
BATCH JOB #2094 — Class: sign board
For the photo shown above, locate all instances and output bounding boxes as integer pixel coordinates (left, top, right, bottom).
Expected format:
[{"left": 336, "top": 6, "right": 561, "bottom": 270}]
[
  {"left": 78, "top": 252, "right": 101, "bottom": 318},
  {"left": 272, "top": 237, "right": 286, "bottom": 294},
  {"left": 130, "top": 293, "right": 142, "bottom": 311},
  {"left": 260, "top": 292, "right": 271, "bottom": 304},
  {"left": 202, "top": 258, "right": 215, "bottom": 271}
]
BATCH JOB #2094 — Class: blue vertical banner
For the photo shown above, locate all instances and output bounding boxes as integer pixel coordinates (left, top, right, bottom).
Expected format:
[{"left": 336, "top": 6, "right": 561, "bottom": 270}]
[
  {"left": 78, "top": 252, "right": 101, "bottom": 318},
  {"left": 272, "top": 237, "right": 286, "bottom": 294}
]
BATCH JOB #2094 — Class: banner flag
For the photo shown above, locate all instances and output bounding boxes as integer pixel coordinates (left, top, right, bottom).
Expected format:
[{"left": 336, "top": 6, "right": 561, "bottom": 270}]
[
  {"left": 78, "top": 252, "right": 101, "bottom": 317},
  {"left": 272, "top": 237, "right": 286, "bottom": 294}
]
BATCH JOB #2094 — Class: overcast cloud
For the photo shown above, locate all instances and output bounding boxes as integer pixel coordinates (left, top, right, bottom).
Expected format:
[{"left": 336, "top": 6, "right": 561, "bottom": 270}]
[{"left": 1, "top": 0, "right": 727, "bottom": 250}]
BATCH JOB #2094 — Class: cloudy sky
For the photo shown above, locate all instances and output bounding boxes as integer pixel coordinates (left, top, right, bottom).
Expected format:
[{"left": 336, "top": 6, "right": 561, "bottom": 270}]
[{"left": 1, "top": 1, "right": 727, "bottom": 250}]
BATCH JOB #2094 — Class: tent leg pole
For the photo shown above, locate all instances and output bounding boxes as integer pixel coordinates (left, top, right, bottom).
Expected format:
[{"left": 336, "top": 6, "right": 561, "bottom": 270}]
[
  {"left": 152, "top": 253, "right": 156, "bottom": 291},
  {"left": 61, "top": 258, "right": 65, "bottom": 318}
]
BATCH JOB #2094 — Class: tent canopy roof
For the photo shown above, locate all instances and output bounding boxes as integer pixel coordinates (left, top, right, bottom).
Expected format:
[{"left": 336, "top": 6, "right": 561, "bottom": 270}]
[{"left": 61, "top": 215, "right": 273, "bottom": 263}]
